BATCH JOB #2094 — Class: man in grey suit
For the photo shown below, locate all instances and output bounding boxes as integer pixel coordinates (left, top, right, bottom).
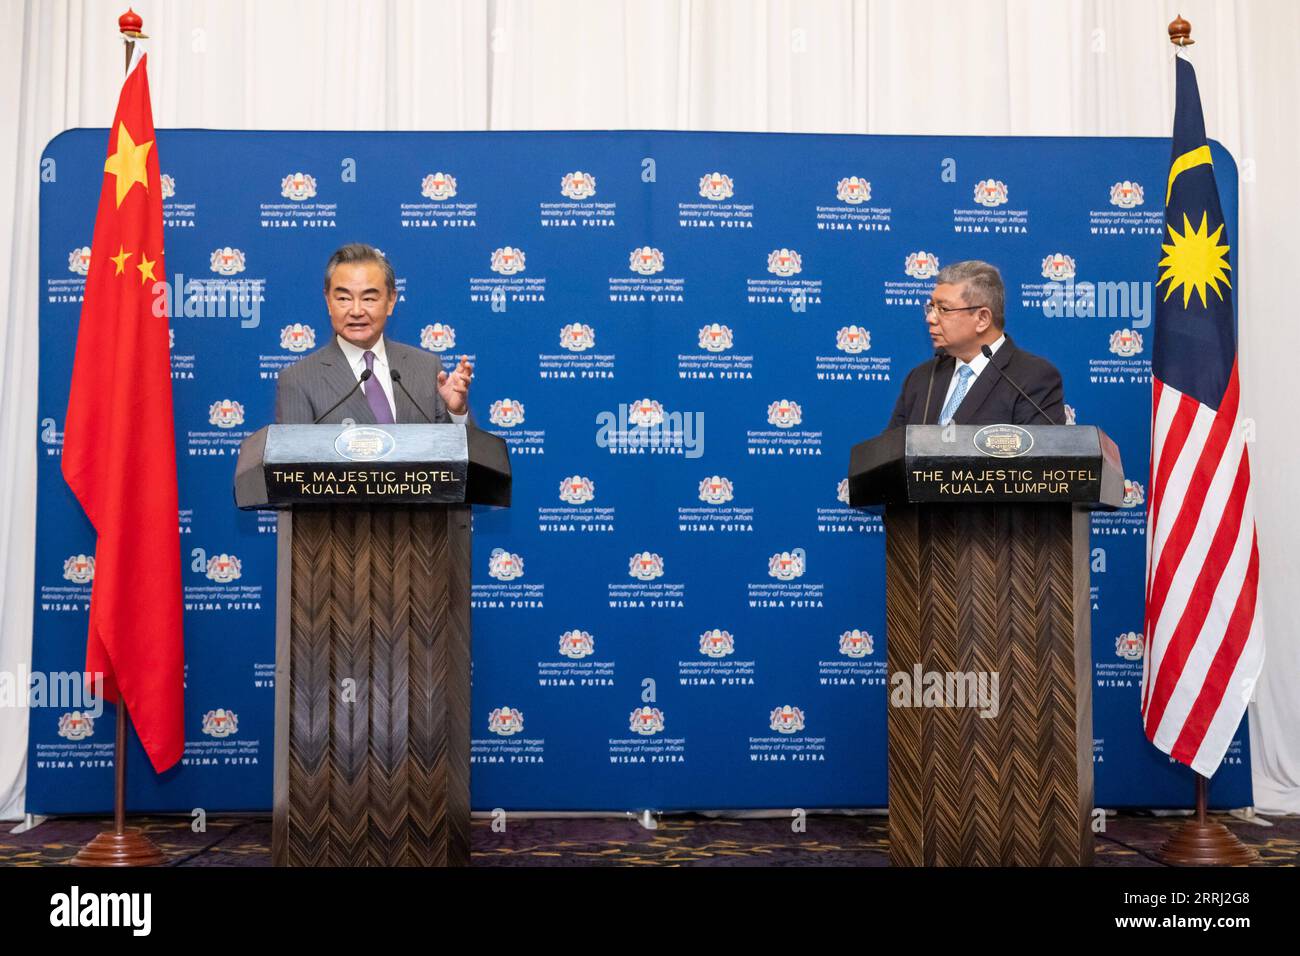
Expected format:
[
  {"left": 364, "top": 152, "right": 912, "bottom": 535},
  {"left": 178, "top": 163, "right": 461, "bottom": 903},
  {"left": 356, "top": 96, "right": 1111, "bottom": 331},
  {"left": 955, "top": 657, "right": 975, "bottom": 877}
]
[{"left": 275, "top": 243, "right": 473, "bottom": 425}]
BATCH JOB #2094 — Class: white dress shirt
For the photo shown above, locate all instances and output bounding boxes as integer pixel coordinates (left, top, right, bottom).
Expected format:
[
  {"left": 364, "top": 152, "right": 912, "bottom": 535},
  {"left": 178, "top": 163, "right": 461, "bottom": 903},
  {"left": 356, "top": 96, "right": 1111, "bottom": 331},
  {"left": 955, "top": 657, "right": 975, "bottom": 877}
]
[
  {"left": 938, "top": 333, "right": 1006, "bottom": 416},
  {"left": 335, "top": 336, "right": 468, "bottom": 424}
]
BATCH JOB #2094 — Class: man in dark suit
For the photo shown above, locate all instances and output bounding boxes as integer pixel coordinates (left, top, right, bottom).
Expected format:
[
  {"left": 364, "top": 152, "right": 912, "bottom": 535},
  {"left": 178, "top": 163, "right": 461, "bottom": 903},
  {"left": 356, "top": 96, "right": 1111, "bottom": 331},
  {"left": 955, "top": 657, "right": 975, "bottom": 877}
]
[
  {"left": 886, "top": 259, "right": 1064, "bottom": 428},
  {"left": 275, "top": 243, "right": 473, "bottom": 425}
]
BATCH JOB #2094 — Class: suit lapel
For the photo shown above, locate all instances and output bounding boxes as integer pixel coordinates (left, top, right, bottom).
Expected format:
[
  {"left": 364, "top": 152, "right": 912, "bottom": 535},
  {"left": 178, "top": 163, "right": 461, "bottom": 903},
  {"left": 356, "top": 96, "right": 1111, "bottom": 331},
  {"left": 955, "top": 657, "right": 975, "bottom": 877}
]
[
  {"left": 320, "top": 338, "right": 376, "bottom": 424},
  {"left": 385, "top": 337, "right": 420, "bottom": 424},
  {"left": 953, "top": 336, "right": 1017, "bottom": 425},
  {"left": 922, "top": 358, "right": 955, "bottom": 424}
]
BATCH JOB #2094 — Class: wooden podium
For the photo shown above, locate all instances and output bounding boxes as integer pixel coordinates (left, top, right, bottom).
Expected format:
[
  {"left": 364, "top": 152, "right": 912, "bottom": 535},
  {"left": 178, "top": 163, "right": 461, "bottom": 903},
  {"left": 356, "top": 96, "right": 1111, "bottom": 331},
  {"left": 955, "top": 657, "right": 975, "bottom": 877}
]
[
  {"left": 848, "top": 424, "right": 1123, "bottom": 866},
  {"left": 235, "top": 423, "right": 510, "bottom": 866}
]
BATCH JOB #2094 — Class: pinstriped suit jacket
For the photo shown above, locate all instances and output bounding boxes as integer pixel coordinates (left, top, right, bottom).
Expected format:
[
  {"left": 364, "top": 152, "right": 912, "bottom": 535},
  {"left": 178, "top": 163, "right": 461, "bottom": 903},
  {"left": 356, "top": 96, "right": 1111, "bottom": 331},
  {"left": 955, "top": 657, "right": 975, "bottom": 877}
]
[{"left": 274, "top": 335, "right": 453, "bottom": 425}]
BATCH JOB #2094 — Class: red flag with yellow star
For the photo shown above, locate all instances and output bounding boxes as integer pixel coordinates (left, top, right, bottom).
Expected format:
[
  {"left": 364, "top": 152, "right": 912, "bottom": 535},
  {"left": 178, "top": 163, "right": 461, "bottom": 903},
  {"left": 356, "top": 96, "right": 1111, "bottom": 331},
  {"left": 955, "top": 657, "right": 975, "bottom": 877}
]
[{"left": 61, "top": 51, "right": 184, "bottom": 773}]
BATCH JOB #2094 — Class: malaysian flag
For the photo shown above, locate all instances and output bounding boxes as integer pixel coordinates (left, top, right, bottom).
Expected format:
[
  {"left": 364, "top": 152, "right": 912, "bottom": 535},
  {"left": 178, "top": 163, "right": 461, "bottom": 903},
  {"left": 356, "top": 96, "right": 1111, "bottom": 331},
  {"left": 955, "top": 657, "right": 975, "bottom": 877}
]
[{"left": 1140, "top": 54, "right": 1263, "bottom": 776}]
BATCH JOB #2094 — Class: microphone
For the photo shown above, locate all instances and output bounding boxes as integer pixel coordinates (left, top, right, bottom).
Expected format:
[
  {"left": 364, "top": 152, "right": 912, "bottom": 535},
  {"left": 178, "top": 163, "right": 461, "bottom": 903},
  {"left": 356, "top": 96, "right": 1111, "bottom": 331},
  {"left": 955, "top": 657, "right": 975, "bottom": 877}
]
[
  {"left": 313, "top": 368, "right": 372, "bottom": 424},
  {"left": 920, "top": 347, "right": 945, "bottom": 425},
  {"left": 979, "top": 344, "right": 1058, "bottom": 425},
  {"left": 389, "top": 368, "right": 434, "bottom": 423}
]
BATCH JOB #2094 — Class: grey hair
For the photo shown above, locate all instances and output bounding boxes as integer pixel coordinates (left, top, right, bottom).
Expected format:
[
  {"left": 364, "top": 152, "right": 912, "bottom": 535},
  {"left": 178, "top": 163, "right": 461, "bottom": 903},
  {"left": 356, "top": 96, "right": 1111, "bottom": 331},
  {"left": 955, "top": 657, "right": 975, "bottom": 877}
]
[
  {"left": 935, "top": 259, "right": 1005, "bottom": 330},
  {"left": 323, "top": 242, "right": 396, "bottom": 296}
]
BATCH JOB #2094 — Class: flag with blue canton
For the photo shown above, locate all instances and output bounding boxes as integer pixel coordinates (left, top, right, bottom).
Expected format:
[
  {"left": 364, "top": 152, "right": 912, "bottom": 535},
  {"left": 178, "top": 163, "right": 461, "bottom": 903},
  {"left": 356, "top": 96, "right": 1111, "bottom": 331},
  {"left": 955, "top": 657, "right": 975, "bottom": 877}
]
[
  {"left": 1141, "top": 53, "right": 1263, "bottom": 777},
  {"left": 1153, "top": 56, "right": 1235, "bottom": 400}
]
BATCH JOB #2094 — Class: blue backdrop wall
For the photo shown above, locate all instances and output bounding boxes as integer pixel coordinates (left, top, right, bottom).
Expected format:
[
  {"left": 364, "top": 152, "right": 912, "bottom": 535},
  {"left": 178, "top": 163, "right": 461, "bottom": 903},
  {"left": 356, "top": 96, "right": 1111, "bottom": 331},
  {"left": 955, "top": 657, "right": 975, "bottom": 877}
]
[{"left": 29, "top": 129, "right": 1251, "bottom": 813}]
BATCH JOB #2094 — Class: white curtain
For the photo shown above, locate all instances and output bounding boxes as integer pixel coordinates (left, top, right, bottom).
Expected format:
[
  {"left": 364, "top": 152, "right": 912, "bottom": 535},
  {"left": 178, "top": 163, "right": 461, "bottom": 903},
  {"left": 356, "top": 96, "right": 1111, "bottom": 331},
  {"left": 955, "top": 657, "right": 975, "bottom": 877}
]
[{"left": 2, "top": 0, "right": 1295, "bottom": 819}]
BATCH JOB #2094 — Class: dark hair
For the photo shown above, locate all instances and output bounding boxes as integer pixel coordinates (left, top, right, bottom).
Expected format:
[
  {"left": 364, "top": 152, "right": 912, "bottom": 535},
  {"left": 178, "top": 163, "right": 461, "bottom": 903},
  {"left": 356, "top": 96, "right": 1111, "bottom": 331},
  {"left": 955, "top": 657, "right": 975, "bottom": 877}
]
[
  {"left": 323, "top": 242, "right": 395, "bottom": 296},
  {"left": 935, "top": 259, "right": 1005, "bottom": 330}
]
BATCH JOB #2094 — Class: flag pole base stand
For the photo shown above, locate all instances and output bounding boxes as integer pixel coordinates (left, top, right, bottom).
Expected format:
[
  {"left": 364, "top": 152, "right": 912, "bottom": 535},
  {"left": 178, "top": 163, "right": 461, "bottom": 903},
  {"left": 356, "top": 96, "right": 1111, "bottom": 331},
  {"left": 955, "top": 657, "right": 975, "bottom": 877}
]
[
  {"left": 71, "top": 828, "right": 167, "bottom": 867},
  {"left": 1153, "top": 818, "right": 1259, "bottom": 866}
]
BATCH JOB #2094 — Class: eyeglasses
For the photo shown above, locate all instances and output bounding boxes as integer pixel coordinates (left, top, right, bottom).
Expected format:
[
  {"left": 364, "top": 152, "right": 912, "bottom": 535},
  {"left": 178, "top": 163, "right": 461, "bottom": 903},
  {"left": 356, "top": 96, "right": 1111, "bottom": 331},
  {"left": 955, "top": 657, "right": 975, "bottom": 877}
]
[{"left": 924, "top": 301, "right": 982, "bottom": 318}]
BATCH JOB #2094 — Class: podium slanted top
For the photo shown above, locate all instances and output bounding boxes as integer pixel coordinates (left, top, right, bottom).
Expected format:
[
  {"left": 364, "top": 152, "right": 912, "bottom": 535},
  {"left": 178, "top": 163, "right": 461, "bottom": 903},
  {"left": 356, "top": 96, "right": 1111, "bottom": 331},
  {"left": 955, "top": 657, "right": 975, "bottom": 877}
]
[
  {"left": 847, "top": 424, "right": 1124, "bottom": 510},
  {"left": 234, "top": 423, "right": 510, "bottom": 509}
]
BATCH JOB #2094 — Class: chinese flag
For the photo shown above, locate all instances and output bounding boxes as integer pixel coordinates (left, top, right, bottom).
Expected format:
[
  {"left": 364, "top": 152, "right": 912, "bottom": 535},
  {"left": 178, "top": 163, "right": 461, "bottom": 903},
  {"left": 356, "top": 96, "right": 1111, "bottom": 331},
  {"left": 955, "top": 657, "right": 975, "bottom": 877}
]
[{"left": 61, "top": 51, "right": 184, "bottom": 773}]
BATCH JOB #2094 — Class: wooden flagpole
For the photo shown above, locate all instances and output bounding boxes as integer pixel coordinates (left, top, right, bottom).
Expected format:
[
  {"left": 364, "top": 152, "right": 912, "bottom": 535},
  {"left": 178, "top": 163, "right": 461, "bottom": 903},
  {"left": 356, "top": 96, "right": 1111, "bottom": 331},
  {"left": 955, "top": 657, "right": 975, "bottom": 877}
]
[
  {"left": 1151, "top": 16, "right": 1257, "bottom": 867},
  {"left": 72, "top": 8, "right": 166, "bottom": 868}
]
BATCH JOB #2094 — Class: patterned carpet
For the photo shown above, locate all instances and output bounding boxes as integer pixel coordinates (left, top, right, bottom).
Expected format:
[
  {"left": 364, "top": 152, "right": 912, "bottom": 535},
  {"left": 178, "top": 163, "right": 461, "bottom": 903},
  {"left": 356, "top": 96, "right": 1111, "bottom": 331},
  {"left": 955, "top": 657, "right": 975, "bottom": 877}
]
[{"left": 2, "top": 811, "right": 1296, "bottom": 866}]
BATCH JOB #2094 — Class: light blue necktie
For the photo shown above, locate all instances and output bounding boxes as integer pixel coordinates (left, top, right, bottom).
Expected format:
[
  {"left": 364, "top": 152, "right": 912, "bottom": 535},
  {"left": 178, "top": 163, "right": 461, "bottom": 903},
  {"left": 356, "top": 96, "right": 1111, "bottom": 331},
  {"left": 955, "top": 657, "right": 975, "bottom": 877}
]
[{"left": 938, "top": 364, "right": 974, "bottom": 425}]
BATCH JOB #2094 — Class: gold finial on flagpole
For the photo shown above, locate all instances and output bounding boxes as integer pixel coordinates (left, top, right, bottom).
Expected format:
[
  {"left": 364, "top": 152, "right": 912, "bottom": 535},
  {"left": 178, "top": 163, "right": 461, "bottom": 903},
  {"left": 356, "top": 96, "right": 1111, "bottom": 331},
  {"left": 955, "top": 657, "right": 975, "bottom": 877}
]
[
  {"left": 1168, "top": 14, "right": 1194, "bottom": 47},
  {"left": 119, "top": 8, "right": 147, "bottom": 75}
]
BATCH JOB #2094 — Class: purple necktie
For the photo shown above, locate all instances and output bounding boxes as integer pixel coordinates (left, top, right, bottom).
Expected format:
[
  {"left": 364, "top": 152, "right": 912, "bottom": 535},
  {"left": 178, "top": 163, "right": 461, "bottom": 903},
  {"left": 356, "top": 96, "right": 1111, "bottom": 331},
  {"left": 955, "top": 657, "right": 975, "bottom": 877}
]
[{"left": 362, "top": 350, "right": 395, "bottom": 424}]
